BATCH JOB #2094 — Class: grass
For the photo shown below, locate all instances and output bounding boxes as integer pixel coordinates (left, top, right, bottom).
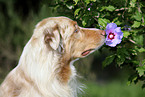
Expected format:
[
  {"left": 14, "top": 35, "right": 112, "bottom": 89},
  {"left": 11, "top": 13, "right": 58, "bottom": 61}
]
[
  {"left": 1, "top": 77, "right": 144, "bottom": 97},
  {"left": 81, "top": 81, "right": 145, "bottom": 97}
]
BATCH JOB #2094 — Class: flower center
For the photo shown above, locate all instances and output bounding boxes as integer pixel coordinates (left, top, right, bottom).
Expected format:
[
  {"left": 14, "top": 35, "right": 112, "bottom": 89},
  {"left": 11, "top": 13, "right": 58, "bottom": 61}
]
[{"left": 108, "top": 32, "right": 115, "bottom": 40}]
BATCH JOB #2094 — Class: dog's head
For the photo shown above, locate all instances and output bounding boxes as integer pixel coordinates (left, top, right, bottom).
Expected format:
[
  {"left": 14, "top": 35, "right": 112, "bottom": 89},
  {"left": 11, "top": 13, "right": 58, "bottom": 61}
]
[{"left": 32, "top": 17, "right": 105, "bottom": 59}]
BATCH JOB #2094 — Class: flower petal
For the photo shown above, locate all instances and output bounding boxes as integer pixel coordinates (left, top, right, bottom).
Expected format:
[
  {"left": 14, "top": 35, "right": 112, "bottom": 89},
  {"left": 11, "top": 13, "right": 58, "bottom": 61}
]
[
  {"left": 116, "top": 32, "right": 123, "bottom": 39},
  {"left": 105, "top": 29, "right": 114, "bottom": 35},
  {"left": 119, "top": 32, "right": 123, "bottom": 39},
  {"left": 113, "top": 38, "right": 122, "bottom": 44},
  {"left": 115, "top": 27, "right": 121, "bottom": 33},
  {"left": 106, "top": 23, "right": 117, "bottom": 30},
  {"left": 106, "top": 37, "right": 122, "bottom": 47},
  {"left": 106, "top": 41, "right": 114, "bottom": 46},
  {"left": 106, "top": 41, "right": 116, "bottom": 47}
]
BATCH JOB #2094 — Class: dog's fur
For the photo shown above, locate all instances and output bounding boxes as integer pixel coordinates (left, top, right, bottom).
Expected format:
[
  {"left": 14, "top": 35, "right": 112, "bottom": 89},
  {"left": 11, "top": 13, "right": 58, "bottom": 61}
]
[{"left": 0, "top": 17, "right": 105, "bottom": 97}]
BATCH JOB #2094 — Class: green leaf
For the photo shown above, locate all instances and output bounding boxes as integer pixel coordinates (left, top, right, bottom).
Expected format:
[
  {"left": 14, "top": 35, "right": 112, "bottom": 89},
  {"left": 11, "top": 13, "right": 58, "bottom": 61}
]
[
  {"left": 132, "top": 61, "right": 140, "bottom": 65},
  {"left": 91, "top": 0, "right": 96, "bottom": 2},
  {"left": 103, "top": 54, "right": 115, "bottom": 67},
  {"left": 130, "top": 0, "right": 137, "bottom": 7},
  {"left": 85, "top": 0, "right": 91, "bottom": 4},
  {"left": 142, "top": 59, "right": 145, "bottom": 65},
  {"left": 132, "top": 21, "right": 141, "bottom": 28},
  {"left": 100, "top": 5, "right": 115, "bottom": 12},
  {"left": 117, "top": 48, "right": 129, "bottom": 56},
  {"left": 82, "top": 20, "right": 86, "bottom": 26},
  {"left": 106, "top": 5, "right": 115, "bottom": 12},
  {"left": 117, "top": 56, "right": 125, "bottom": 66},
  {"left": 141, "top": 21, "right": 145, "bottom": 26},
  {"left": 100, "top": 6, "right": 106, "bottom": 11},
  {"left": 133, "top": 35, "right": 143, "bottom": 46},
  {"left": 138, "top": 47, "right": 145, "bottom": 53},
  {"left": 73, "top": 0, "right": 79, "bottom": 4},
  {"left": 66, "top": 4, "right": 74, "bottom": 9},
  {"left": 112, "top": 17, "right": 118, "bottom": 22},
  {"left": 128, "top": 73, "right": 138, "bottom": 85},
  {"left": 116, "top": 48, "right": 129, "bottom": 66},
  {"left": 74, "top": 8, "right": 81, "bottom": 16},
  {"left": 112, "top": 17, "right": 121, "bottom": 25},
  {"left": 85, "top": 0, "right": 96, "bottom": 4},
  {"left": 136, "top": 65, "right": 145, "bottom": 77},
  {"left": 114, "top": 21, "right": 121, "bottom": 25},
  {"left": 132, "top": 11, "right": 142, "bottom": 21},
  {"left": 123, "top": 31, "right": 130, "bottom": 38},
  {"left": 98, "top": 18, "right": 110, "bottom": 28}
]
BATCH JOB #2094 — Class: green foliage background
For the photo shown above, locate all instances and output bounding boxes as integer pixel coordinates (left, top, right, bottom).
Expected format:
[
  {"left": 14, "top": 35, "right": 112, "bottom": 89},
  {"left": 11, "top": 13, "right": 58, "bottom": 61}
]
[
  {"left": 0, "top": 0, "right": 144, "bottom": 96},
  {"left": 54, "top": 0, "right": 145, "bottom": 88}
]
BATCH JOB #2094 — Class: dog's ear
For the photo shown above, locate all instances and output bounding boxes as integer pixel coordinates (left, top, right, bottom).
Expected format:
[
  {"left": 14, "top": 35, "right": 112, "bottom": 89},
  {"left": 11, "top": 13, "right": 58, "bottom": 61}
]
[{"left": 44, "top": 25, "right": 60, "bottom": 50}]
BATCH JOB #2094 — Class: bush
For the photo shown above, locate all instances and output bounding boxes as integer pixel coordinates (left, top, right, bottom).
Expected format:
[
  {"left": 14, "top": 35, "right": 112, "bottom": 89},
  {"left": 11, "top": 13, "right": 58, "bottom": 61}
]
[{"left": 53, "top": 0, "right": 145, "bottom": 88}]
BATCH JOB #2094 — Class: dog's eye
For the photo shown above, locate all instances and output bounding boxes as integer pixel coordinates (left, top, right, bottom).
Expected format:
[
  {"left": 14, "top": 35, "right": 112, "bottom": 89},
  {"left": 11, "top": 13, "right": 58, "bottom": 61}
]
[{"left": 74, "top": 29, "right": 78, "bottom": 33}]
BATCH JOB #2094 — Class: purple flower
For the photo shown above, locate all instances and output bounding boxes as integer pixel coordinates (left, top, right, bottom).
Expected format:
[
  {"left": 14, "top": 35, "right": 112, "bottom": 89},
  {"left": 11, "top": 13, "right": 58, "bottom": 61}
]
[
  {"left": 124, "top": 25, "right": 131, "bottom": 31},
  {"left": 105, "top": 23, "right": 123, "bottom": 47},
  {"left": 88, "top": 8, "right": 91, "bottom": 11}
]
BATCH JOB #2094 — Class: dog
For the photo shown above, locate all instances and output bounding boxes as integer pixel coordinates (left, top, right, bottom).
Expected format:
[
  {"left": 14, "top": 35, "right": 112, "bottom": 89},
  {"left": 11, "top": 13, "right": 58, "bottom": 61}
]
[{"left": 0, "top": 16, "right": 105, "bottom": 97}]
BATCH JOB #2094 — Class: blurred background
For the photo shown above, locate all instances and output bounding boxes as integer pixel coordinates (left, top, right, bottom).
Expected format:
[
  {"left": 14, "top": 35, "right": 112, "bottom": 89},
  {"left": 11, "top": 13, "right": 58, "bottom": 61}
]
[{"left": 0, "top": 0, "right": 144, "bottom": 97}]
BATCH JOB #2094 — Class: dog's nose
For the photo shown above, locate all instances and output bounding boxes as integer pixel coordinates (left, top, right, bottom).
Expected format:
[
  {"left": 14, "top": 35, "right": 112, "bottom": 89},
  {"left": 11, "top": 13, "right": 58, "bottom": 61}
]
[{"left": 101, "top": 30, "right": 106, "bottom": 36}]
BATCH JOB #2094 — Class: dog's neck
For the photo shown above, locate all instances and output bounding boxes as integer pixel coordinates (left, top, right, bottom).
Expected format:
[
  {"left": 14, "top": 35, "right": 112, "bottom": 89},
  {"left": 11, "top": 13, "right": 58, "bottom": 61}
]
[
  {"left": 58, "top": 54, "right": 72, "bottom": 83},
  {"left": 17, "top": 39, "right": 79, "bottom": 96}
]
